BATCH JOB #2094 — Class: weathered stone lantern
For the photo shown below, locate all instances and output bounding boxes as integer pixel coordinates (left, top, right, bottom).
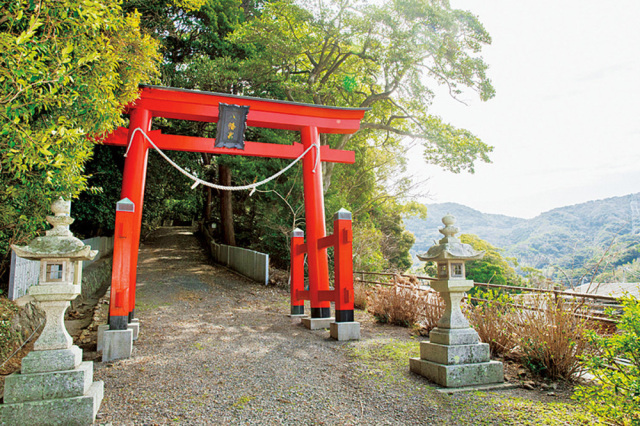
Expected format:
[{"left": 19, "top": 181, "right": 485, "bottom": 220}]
[
  {"left": 0, "top": 198, "right": 104, "bottom": 425},
  {"left": 409, "top": 214, "right": 504, "bottom": 388}
]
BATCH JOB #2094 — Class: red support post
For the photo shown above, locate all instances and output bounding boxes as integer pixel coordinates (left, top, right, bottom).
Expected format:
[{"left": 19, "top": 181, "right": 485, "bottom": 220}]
[
  {"left": 300, "top": 126, "right": 331, "bottom": 318},
  {"left": 290, "top": 228, "right": 306, "bottom": 315},
  {"left": 119, "top": 108, "right": 152, "bottom": 322},
  {"left": 109, "top": 199, "right": 136, "bottom": 329},
  {"left": 333, "top": 209, "right": 354, "bottom": 322}
]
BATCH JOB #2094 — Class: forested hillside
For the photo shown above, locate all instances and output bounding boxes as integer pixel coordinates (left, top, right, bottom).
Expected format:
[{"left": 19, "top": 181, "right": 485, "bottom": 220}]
[{"left": 406, "top": 193, "right": 640, "bottom": 279}]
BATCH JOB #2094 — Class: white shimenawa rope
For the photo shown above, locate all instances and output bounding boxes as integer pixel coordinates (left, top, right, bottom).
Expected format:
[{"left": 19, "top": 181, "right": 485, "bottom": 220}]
[{"left": 125, "top": 128, "right": 320, "bottom": 192}]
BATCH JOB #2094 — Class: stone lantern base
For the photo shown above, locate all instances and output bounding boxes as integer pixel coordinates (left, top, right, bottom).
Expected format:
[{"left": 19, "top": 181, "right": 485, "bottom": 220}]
[
  {"left": 410, "top": 327, "right": 504, "bottom": 388},
  {"left": 0, "top": 346, "right": 103, "bottom": 425}
]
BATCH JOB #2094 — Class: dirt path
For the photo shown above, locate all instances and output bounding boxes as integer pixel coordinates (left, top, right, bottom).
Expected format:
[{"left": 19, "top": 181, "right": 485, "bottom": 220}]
[{"left": 93, "top": 227, "right": 591, "bottom": 425}]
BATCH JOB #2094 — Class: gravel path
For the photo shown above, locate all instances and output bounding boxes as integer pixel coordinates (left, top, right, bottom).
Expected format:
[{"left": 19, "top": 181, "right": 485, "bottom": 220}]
[{"left": 92, "top": 227, "right": 581, "bottom": 425}]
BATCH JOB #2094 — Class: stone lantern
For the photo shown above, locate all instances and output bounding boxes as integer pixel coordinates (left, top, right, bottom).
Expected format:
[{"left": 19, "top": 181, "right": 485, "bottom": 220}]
[
  {"left": 409, "top": 214, "right": 504, "bottom": 388},
  {"left": 0, "top": 198, "right": 103, "bottom": 425}
]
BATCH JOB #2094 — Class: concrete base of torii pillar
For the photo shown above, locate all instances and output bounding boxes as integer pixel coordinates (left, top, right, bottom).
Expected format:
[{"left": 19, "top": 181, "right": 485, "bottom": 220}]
[{"left": 97, "top": 318, "right": 138, "bottom": 362}]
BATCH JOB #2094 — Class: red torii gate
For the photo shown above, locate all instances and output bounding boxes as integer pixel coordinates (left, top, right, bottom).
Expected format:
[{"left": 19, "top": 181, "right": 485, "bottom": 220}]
[{"left": 102, "top": 85, "right": 367, "bottom": 331}]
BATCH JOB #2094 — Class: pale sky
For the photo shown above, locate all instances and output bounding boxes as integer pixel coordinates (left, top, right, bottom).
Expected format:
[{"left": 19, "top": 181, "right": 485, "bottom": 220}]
[{"left": 407, "top": 0, "right": 640, "bottom": 219}]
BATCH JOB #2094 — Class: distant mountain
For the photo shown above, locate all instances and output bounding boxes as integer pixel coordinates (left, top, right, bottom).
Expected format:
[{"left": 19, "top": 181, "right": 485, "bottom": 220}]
[{"left": 405, "top": 193, "right": 640, "bottom": 271}]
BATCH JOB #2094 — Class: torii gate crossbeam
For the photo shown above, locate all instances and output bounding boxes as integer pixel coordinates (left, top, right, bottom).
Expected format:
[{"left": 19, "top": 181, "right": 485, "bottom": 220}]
[{"left": 102, "top": 85, "right": 367, "bottom": 331}]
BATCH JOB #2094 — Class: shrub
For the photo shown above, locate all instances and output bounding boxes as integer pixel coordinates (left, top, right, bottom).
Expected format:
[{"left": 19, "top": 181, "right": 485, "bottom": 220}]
[
  {"left": 367, "top": 275, "right": 443, "bottom": 331},
  {"left": 353, "top": 280, "right": 369, "bottom": 310},
  {"left": 368, "top": 280, "right": 423, "bottom": 327},
  {"left": 514, "top": 294, "right": 591, "bottom": 380},
  {"left": 574, "top": 296, "right": 640, "bottom": 425},
  {"left": 421, "top": 289, "right": 444, "bottom": 334},
  {"left": 0, "top": 0, "right": 160, "bottom": 284},
  {"left": 467, "top": 288, "right": 518, "bottom": 356}
]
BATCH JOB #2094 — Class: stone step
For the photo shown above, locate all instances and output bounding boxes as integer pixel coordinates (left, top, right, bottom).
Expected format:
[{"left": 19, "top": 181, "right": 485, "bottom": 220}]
[
  {"left": 3, "top": 362, "right": 93, "bottom": 404},
  {"left": 410, "top": 358, "right": 504, "bottom": 388},
  {"left": 420, "top": 341, "right": 490, "bottom": 365},
  {"left": 0, "top": 381, "right": 103, "bottom": 425}
]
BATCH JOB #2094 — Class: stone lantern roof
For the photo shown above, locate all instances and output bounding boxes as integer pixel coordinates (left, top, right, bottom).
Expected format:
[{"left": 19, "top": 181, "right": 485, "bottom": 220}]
[
  {"left": 11, "top": 197, "right": 97, "bottom": 261},
  {"left": 417, "top": 214, "right": 484, "bottom": 262}
]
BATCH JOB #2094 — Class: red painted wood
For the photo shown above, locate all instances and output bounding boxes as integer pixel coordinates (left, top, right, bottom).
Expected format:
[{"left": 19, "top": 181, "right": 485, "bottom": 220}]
[
  {"left": 290, "top": 232, "right": 305, "bottom": 311},
  {"left": 109, "top": 211, "right": 132, "bottom": 319},
  {"left": 102, "top": 127, "right": 355, "bottom": 164},
  {"left": 129, "top": 86, "right": 367, "bottom": 134},
  {"left": 120, "top": 108, "right": 152, "bottom": 319},
  {"left": 334, "top": 219, "right": 354, "bottom": 312},
  {"left": 317, "top": 290, "right": 336, "bottom": 303},
  {"left": 296, "top": 290, "right": 310, "bottom": 300},
  {"left": 301, "top": 126, "right": 331, "bottom": 317},
  {"left": 296, "top": 243, "right": 308, "bottom": 255},
  {"left": 317, "top": 234, "right": 337, "bottom": 250},
  {"left": 289, "top": 212, "right": 355, "bottom": 314},
  {"left": 105, "top": 86, "right": 366, "bottom": 332}
]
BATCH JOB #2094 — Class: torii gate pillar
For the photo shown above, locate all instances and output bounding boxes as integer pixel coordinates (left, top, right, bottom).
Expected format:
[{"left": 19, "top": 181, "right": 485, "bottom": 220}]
[
  {"left": 109, "top": 108, "right": 152, "bottom": 328},
  {"left": 301, "top": 126, "right": 331, "bottom": 318}
]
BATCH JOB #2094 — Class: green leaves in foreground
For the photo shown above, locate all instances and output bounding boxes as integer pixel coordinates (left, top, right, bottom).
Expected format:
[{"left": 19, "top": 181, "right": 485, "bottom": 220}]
[
  {"left": 0, "top": 0, "right": 160, "bottom": 281},
  {"left": 574, "top": 296, "right": 640, "bottom": 425}
]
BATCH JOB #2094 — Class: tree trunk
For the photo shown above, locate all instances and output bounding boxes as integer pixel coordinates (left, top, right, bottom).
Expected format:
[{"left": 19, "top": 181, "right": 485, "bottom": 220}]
[
  {"left": 219, "top": 164, "right": 236, "bottom": 246},
  {"left": 321, "top": 133, "right": 352, "bottom": 193},
  {"left": 204, "top": 186, "right": 212, "bottom": 222},
  {"left": 202, "top": 154, "right": 212, "bottom": 222}
]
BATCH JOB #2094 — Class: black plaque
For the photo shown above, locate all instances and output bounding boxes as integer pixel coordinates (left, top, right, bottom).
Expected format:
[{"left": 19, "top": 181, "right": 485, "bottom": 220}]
[{"left": 215, "top": 103, "right": 249, "bottom": 149}]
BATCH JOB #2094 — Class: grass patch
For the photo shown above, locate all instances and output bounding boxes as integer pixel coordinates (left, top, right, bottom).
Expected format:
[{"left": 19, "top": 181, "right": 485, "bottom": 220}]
[
  {"left": 345, "top": 338, "right": 422, "bottom": 388},
  {"left": 232, "top": 395, "right": 255, "bottom": 410},
  {"left": 135, "top": 301, "right": 172, "bottom": 313},
  {"left": 348, "top": 338, "right": 419, "bottom": 364},
  {"left": 345, "top": 334, "right": 596, "bottom": 425},
  {"left": 486, "top": 396, "right": 599, "bottom": 425},
  {"left": 439, "top": 392, "right": 597, "bottom": 425}
]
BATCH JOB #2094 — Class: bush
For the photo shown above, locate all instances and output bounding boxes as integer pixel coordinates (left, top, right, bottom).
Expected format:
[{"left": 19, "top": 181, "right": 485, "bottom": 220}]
[
  {"left": 365, "top": 277, "right": 597, "bottom": 382},
  {"left": 0, "top": 0, "right": 159, "bottom": 284},
  {"left": 367, "top": 275, "right": 443, "bottom": 331},
  {"left": 368, "top": 281, "right": 422, "bottom": 327},
  {"left": 574, "top": 296, "right": 640, "bottom": 425},
  {"left": 514, "top": 294, "right": 591, "bottom": 380},
  {"left": 467, "top": 288, "right": 518, "bottom": 357},
  {"left": 421, "top": 289, "right": 444, "bottom": 334},
  {"left": 353, "top": 280, "right": 369, "bottom": 310}
]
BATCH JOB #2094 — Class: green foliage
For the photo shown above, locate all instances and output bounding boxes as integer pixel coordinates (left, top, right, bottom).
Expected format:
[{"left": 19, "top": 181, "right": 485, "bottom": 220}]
[
  {"left": 142, "top": 148, "right": 204, "bottom": 232},
  {"left": 216, "top": 0, "right": 494, "bottom": 270},
  {"left": 0, "top": 0, "right": 159, "bottom": 282},
  {"left": 424, "top": 234, "right": 520, "bottom": 288},
  {"left": 230, "top": 0, "right": 494, "bottom": 174},
  {"left": 574, "top": 296, "right": 640, "bottom": 425},
  {"left": 71, "top": 144, "right": 125, "bottom": 238}
]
